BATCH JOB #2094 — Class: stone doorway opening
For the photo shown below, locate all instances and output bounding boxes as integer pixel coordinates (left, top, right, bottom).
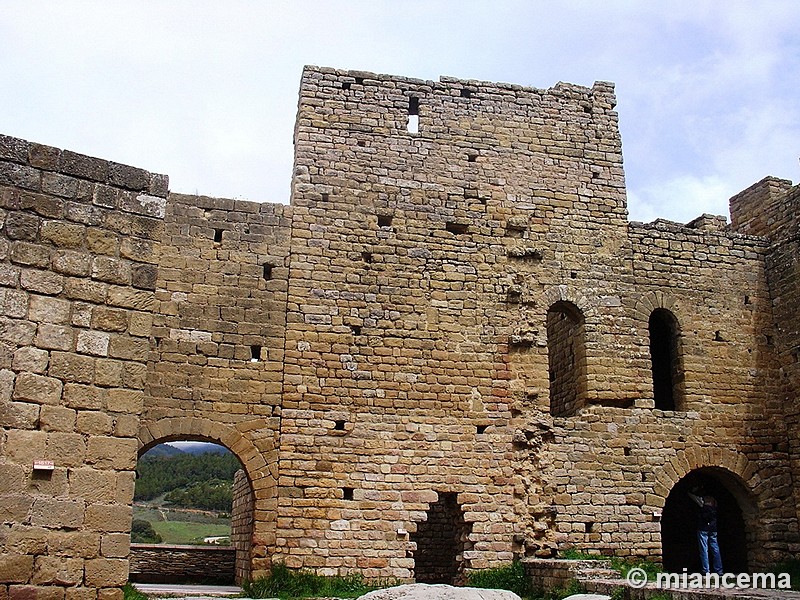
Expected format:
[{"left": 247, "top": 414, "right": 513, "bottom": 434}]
[
  {"left": 661, "top": 467, "right": 753, "bottom": 573},
  {"left": 411, "top": 492, "right": 472, "bottom": 584},
  {"left": 131, "top": 439, "right": 255, "bottom": 585}
]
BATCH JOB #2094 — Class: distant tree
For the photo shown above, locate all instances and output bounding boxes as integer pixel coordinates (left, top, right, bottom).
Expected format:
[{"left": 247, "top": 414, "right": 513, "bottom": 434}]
[
  {"left": 131, "top": 519, "right": 162, "bottom": 543},
  {"left": 164, "top": 479, "right": 233, "bottom": 511},
  {"left": 135, "top": 450, "right": 240, "bottom": 503}
]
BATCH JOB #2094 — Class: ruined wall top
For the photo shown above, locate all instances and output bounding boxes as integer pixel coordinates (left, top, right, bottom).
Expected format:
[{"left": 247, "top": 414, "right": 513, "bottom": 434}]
[
  {"left": 0, "top": 134, "right": 169, "bottom": 201},
  {"left": 729, "top": 176, "right": 799, "bottom": 242}
]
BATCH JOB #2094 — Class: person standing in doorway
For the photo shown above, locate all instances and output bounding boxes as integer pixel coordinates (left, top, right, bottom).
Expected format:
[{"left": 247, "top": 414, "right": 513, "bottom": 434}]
[{"left": 689, "top": 488, "right": 723, "bottom": 575}]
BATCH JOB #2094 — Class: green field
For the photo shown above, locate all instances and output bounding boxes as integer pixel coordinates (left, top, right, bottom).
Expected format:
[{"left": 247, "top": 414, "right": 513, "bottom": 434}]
[
  {"left": 133, "top": 502, "right": 231, "bottom": 545},
  {"left": 150, "top": 520, "right": 231, "bottom": 545}
]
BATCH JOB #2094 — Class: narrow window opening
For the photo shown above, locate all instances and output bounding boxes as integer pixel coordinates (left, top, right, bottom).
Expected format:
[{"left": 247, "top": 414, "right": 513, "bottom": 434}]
[
  {"left": 355, "top": 77, "right": 364, "bottom": 85},
  {"left": 714, "top": 330, "right": 725, "bottom": 342},
  {"left": 250, "top": 345, "right": 261, "bottom": 362},
  {"left": 357, "top": 140, "right": 366, "bottom": 147},
  {"left": 641, "top": 472, "right": 647, "bottom": 482},
  {"left": 362, "top": 251, "right": 373, "bottom": 263},
  {"left": 446, "top": 222, "right": 468, "bottom": 235},
  {"left": 342, "top": 81, "right": 351, "bottom": 90},
  {"left": 213, "top": 229, "right": 223, "bottom": 243},
  {"left": 476, "top": 425, "right": 488, "bottom": 435},
  {"left": 585, "top": 521, "right": 595, "bottom": 533},
  {"left": 342, "top": 487, "right": 354, "bottom": 501},
  {"left": 467, "top": 153, "right": 478, "bottom": 162},
  {"left": 262, "top": 264, "right": 274, "bottom": 281},
  {"left": 321, "top": 193, "right": 330, "bottom": 202},
  {"left": 334, "top": 420, "right": 346, "bottom": 431},
  {"left": 649, "top": 309, "right": 682, "bottom": 411},
  {"left": 378, "top": 215, "right": 393, "bottom": 228},
  {"left": 623, "top": 447, "right": 631, "bottom": 456},
  {"left": 351, "top": 324, "right": 362, "bottom": 336},
  {"left": 547, "top": 301, "right": 586, "bottom": 418},
  {"left": 407, "top": 97, "right": 420, "bottom": 134},
  {"left": 765, "top": 335, "right": 773, "bottom": 346},
  {"left": 744, "top": 295, "right": 751, "bottom": 305},
  {"left": 460, "top": 88, "right": 472, "bottom": 98},
  {"left": 592, "top": 171, "right": 600, "bottom": 179},
  {"left": 570, "top": 272, "right": 577, "bottom": 279}
]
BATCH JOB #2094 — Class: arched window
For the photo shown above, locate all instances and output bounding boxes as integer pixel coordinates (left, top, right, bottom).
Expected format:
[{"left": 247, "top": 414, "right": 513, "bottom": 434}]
[
  {"left": 547, "top": 301, "right": 586, "bottom": 417},
  {"left": 649, "top": 308, "right": 683, "bottom": 410}
]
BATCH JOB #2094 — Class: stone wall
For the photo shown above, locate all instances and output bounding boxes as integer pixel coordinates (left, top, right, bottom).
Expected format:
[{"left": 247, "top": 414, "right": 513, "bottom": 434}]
[
  {"left": 279, "top": 65, "right": 798, "bottom": 577},
  {"left": 731, "top": 179, "right": 800, "bottom": 538},
  {"left": 0, "top": 135, "right": 166, "bottom": 599},
  {"left": 2, "top": 65, "right": 800, "bottom": 590},
  {"left": 129, "top": 544, "right": 234, "bottom": 584},
  {"left": 231, "top": 469, "right": 254, "bottom": 584},
  {"left": 138, "top": 192, "right": 293, "bottom": 577}
]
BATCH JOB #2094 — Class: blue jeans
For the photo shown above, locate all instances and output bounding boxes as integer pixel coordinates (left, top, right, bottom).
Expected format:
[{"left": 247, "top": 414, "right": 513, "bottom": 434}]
[{"left": 697, "top": 530, "right": 723, "bottom": 574}]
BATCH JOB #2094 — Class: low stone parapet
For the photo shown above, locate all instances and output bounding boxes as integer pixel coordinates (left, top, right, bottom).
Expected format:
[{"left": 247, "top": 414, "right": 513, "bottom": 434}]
[{"left": 130, "top": 543, "right": 235, "bottom": 584}]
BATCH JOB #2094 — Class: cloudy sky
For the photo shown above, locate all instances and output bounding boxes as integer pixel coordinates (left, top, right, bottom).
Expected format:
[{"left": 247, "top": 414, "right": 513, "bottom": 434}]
[{"left": 2, "top": 1, "right": 798, "bottom": 223}]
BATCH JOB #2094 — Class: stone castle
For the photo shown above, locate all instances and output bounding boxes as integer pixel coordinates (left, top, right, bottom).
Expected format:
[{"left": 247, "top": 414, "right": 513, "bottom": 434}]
[{"left": 1, "top": 65, "right": 799, "bottom": 596}]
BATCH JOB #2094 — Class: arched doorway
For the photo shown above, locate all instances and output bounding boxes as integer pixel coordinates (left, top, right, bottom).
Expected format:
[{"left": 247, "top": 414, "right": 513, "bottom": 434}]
[
  {"left": 131, "top": 437, "right": 255, "bottom": 585},
  {"left": 661, "top": 467, "right": 753, "bottom": 573},
  {"left": 648, "top": 308, "right": 683, "bottom": 411},
  {"left": 547, "top": 300, "right": 587, "bottom": 417}
]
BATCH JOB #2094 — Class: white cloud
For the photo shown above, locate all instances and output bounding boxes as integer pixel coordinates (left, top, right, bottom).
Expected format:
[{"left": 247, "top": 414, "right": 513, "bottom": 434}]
[{"left": 1, "top": 1, "right": 798, "bottom": 221}]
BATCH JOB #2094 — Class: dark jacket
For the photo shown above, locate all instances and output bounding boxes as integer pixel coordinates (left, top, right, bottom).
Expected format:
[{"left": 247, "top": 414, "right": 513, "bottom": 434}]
[{"left": 698, "top": 503, "right": 718, "bottom": 532}]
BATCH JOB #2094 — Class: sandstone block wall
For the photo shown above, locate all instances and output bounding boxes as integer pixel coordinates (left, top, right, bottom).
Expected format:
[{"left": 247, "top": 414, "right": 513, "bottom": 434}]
[
  {"left": 279, "top": 65, "right": 799, "bottom": 576},
  {"left": 730, "top": 178, "right": 800, "bottom": 534},
  {"left": 0, "top": 135, "right": 165, "bottom": 600},
  {"left": 2, "top": 65, "right": 799, "bottom": 590},
  {"left": 231, "top": 469, "right": 254, "bottom": 584},
  {"left": 129, "top": 544, "right": 235, "bottom": 584},
  {"left": 139, "top": 192, "right": 293, "bottom": 577}
]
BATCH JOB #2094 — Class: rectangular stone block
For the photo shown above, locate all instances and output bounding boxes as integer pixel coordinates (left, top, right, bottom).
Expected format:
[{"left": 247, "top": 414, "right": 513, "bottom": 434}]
[
  {"left": 30, "top": 497, "right": 85, "bottom": 529},
  {"left": 12, "top": 373, "right": 63, "bottom": 404},
  {"left": 12, "top": 348, "right": 48, "bottom": 374},
  {"left": 84, "top": 504, "right": 132, "bottom": 533},
  {"left": 99, "top": 533, "right": 129, "bottom": 558},
  {"left": 47, "top": 531, "right": 101, "bottom": 559},
  {"left": 32, "top": 556, "right": 83, "bottom": 585},
  {"left": 83, "top": 558, "right": 127, "bottom": 587},
  {"left": 34, "top": 324, "right": 73, "bottom": 351},
  {"left": 48, "top": 352, "right": 95, "bottom": 383},
  {"left": 85, "top": 436, "right": 137, "bottom": 470}
]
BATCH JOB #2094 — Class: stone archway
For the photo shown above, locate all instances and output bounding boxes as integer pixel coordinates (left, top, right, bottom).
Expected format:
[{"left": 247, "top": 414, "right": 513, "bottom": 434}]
[
  {"left": 136, "top": 418, "right": 276, "bottom": 583},
  {"left": 661, "top": 467, "right": 755, "bottom": 573}
]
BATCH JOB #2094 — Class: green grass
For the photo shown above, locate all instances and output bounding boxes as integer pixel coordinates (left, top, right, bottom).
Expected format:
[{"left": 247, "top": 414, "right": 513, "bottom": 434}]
[
  {"left": 768, "top": 558, "right": 800, "bottom": 591},
  {"left": 243, "top": 563, "right": 387, "bottom": 599},
  {"left": 608, "top": 557, "right": 663, "bottom": 582},
  {"left": 468, "top": 561, "right": 534, "bottom": 598},
  {"left": 467, "top": 561, "right": 586, "bottom": 600},
  {"left": 123, "top": 583, "right": 148, "bottom": 600},
  {"left": 132, "top": 502, "right": 231, "bottom": 545},
  {"left": 150, "top": 520, "right": 231, "bottom": 545}
]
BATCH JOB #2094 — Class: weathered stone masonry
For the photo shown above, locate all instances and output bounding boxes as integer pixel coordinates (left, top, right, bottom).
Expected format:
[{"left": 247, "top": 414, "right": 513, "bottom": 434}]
[{"left": 1, "top": 65, "right": 800, "bottom": 595}]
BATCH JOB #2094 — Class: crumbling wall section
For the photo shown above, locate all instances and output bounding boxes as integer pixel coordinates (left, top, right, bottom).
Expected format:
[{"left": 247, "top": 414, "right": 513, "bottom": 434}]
[
  {"left": 0, "top": 134, "right": 166, "bottom": 598},
  {"left": 731, "top": 179, "right": 800, "bottom": 539}
]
